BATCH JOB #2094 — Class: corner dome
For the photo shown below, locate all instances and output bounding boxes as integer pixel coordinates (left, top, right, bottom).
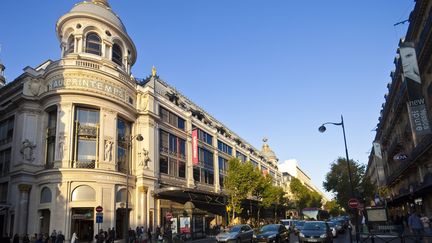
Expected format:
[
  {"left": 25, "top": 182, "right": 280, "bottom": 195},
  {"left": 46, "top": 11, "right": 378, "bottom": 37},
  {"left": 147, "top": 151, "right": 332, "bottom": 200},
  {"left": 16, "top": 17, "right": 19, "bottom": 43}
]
[
  {"left": 70, "top": 1, "right": 127, "bottom": 32},
  {"left": 261, "top": 138, "right": 278, "bottom": 161}
]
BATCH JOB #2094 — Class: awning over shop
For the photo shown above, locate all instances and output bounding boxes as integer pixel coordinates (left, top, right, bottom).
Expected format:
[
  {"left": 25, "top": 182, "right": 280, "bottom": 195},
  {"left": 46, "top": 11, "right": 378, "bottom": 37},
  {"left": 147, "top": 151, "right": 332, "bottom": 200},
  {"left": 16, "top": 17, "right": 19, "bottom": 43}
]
[{"left": 154, "top": 186, "right": 227, "bottom": 207}]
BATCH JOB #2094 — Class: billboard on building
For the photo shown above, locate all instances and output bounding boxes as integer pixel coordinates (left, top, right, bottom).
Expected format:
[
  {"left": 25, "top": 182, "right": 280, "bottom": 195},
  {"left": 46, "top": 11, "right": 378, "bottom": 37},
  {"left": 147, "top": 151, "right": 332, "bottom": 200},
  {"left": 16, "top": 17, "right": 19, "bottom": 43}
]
[
  {"left": 192, "top": 129, "right": 198, "bottom": 165},
  {"left": 399, "top": 42, "right": 431, "bottom": 143}
]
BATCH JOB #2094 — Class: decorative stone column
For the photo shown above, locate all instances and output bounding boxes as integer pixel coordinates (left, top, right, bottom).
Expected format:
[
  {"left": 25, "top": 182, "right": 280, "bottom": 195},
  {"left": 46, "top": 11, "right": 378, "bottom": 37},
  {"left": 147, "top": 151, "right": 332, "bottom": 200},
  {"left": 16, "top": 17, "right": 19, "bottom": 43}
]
[
  {"left": 138, "top": 186, "right": 148, "bottom": 227},
  {"left": 186, "top": 113, "right": 195, "bottom": 188},
  {"left": 17, "top": 184, "right": 32, "bottom": 235}
]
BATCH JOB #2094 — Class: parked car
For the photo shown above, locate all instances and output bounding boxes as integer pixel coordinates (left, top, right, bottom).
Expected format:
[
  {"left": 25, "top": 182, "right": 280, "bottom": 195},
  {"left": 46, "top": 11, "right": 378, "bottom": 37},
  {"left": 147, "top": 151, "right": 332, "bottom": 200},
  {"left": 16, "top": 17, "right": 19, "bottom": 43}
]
[
  {"left": 298, "top": 221, "right": 333, "bottom": 243},
  {"left": 293, "top": 221, "right": 305, "bottom": 235},
  {"left": 216, "top": 224, "right": 254, "bottom": 243},
  {"left": 253, "top": 224, "right": 289, "bottom": 243},
  {"left": 329, "top": 220, "right": 344, "bottom": 233},
  {"left": 326, "top": 222, "right": 337, "bottom": 238},
  {"left": 280, "top": 219, "right": 298, "bottom": 232}
]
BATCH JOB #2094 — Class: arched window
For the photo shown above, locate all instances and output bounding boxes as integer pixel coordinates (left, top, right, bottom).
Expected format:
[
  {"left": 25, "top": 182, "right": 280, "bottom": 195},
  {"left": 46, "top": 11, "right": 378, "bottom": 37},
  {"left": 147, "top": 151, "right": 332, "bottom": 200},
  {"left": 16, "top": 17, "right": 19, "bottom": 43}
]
[
  {"left": 116, "top": 188, "right": 131, "bottom": 203},
  {"left": 85, "top": 33, "right": 102, "bottom": 56},
  {"left": 71, "top": 185, "right": 96, "bottom": 201},
  {"left": 40, "top": 187, "right": 52, "bottom": 204},
  {"left": 112, "top": 43, "right": 123, "bottom": 66},
  {"left": 65, "top": 35, "right": 75, "bottom": 54}
]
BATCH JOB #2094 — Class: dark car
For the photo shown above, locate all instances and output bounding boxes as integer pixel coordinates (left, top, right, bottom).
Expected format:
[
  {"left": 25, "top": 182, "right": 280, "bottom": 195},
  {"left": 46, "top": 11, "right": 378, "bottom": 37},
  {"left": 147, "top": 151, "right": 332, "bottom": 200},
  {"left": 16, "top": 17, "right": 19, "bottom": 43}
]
[
  {"left": 298, "top": 221, "right": 333, "bottom": 243},
  {"left": 329, "top": 220, "right": 344, "bottom": 233},
  {"left": 216, "top": 224, "right": 254, "bottom": 243},
  {"left": 280, "top": 219, "right": 298, "bottom": 232},
  {"left": 253, "top": 224, "right": 289, "bottom": 243},
  {"left": 293, "top": 221, "right": 305, "bottom": 235}
]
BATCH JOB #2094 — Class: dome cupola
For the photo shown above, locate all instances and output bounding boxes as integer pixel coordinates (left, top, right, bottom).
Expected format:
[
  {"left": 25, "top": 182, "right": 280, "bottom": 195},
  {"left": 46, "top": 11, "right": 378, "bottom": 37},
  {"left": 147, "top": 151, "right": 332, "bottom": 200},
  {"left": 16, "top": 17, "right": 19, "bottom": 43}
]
[{"left": 56, "top": 0, "right": 137, "bottom": 74}]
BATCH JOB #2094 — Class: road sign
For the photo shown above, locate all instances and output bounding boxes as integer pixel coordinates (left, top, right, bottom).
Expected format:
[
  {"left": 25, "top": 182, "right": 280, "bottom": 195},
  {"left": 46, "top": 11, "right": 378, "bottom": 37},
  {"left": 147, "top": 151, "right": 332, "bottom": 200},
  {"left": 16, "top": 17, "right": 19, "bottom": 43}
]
[
  {"left": 96, "top": 212, "right": 103, "bottom": 223},
  {"left": 95, "top": 206, "right": 103, "bottom": 212},
  {"left": 348, "top": 198, "right": 360, "bottom": 209}
]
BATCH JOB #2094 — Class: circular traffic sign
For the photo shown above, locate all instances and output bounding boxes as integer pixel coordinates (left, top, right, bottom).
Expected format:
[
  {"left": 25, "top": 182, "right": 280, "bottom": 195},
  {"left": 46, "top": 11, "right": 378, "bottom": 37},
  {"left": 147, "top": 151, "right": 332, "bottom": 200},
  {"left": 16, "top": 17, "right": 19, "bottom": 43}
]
[
  {"left": 348, "top": 198, "right": 359, "bottom": 209},
  {"left": 95, "top": 206, "right": 103, "bottom": 212}
]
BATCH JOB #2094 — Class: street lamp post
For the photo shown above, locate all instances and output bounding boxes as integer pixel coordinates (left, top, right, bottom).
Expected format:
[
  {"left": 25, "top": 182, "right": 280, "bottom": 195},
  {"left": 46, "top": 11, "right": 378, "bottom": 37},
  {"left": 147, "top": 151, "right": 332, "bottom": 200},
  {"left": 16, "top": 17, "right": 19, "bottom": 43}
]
[
  {"left": 124, "top": 134, "right": 143, "bottom": 243},
  {"left": 319, "top": 115, "right": 358, "bottom": 243}
]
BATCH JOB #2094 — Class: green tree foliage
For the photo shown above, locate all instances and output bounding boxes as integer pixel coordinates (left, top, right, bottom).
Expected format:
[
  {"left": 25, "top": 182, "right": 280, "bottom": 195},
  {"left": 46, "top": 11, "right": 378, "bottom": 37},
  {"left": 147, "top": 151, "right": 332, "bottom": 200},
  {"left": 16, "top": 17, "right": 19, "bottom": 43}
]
[
  {"left": 324, "top": 200, "right": 344, "bottom": 217},
  {"left": 225, "top": 158, "right": 287, "bottom": 222},
  {"left": 225, "top": 158, "right": 256, "bottom": 220},
  {"left": 323, "top": 157, "right": 376, "bottom": 212},
  {"left": 290, "top": 177, "right": 323, "bottom": 209}
]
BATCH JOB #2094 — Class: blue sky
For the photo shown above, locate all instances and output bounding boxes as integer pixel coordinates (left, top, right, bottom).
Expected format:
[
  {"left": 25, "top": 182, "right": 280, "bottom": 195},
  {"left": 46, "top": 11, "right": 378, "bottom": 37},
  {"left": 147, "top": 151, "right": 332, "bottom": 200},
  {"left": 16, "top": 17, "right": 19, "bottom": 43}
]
[{"left": 0, "top": 1, "right": 413, "bottom": 197}]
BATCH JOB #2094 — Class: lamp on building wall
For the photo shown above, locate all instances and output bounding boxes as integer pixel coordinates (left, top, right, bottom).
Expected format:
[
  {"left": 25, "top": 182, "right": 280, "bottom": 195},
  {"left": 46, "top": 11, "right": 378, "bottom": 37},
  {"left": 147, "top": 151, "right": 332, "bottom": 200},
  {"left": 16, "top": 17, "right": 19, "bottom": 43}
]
[
  {"left": 125, "top": 134, "right": 143, "bottom": 240},
  {"left": 319, "top": 115, "right": 358, "bottom": 243}
]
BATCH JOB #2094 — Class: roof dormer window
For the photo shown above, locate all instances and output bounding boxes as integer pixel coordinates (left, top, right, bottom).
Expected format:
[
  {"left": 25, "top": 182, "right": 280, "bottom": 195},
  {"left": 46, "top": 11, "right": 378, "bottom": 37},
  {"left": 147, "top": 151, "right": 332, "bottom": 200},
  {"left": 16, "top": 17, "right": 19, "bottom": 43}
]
[
  {"left": 112, "top": 43, "right": 123, "bottom": 66},
  {"left": 85, "top": 33, "right": 101, "bottom": 56}
]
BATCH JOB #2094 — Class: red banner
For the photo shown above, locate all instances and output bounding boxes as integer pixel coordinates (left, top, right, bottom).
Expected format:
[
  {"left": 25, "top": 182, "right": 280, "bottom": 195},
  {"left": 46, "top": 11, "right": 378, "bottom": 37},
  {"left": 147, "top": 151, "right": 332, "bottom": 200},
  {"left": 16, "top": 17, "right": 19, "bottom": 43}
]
[{"left": 192, "top": 129, "right": 198, "bottom": 165}]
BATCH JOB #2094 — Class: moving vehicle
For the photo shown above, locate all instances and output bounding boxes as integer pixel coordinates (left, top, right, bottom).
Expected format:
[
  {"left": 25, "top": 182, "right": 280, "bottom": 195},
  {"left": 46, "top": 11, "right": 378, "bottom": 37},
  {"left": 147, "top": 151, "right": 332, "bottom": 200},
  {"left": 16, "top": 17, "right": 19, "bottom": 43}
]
[
  {"left": 293, "top": 221, "right": 306, "bottom": 235},
  {"left": 302, "top": 208, "right": 330, "bottom": 221},
  {"left": 216, "top": 224, "right": 254, "bottom": 243},
  {"left": 298, "top": 221, "right": 333, "bottom": 243},
  {"left": 253, "top": 224, "right": 289, "bottom": 242},
  {"left": 280, "top": 219, "right": 297, "bottom": 232}
]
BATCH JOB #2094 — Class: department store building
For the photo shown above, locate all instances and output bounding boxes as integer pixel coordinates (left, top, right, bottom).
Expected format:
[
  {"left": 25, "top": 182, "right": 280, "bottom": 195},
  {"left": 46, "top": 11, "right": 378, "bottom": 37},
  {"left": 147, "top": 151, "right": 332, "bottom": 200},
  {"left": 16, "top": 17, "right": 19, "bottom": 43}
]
[{"left": 0, "top": 0, "right": 282, "bottom": 240}]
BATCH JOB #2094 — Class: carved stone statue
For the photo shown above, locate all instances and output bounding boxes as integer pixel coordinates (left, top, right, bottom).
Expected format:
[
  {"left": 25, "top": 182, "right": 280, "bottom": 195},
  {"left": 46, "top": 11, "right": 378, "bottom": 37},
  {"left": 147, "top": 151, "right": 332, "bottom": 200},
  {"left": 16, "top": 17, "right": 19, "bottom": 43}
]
[
  {"left": 139, "top": 148, "right": 151, "bottom": 168},
  {"left": 104, "top": 140, "right": 113, "bottom": 162},
  {"left": 58, "top": 137, "right": 66, "bottom": 160},
  {"left": 20, "top": 139, "right": 36, "bottom": 161}
]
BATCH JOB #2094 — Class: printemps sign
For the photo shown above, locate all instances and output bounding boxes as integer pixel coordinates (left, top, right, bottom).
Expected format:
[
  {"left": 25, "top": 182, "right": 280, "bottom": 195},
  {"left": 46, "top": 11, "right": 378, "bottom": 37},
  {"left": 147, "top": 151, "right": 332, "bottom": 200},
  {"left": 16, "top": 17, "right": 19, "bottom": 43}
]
[{"left": 46, "top": 78, "right": 134, "bottom": 105}]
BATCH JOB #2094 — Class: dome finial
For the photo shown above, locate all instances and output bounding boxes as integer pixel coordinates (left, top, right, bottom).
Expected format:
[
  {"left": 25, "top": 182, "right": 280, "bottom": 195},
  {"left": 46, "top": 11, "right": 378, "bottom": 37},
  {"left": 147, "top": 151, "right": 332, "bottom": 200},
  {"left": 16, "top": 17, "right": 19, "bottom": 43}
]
[
  {"left": 92, "top": 0, "right": 110, "bottom": 7},
  {"left": 263, "top": 137, "right": 268, "bottom": 143},
  {"left": 152, "top": 65, "right": 157, "bottom": 77}
]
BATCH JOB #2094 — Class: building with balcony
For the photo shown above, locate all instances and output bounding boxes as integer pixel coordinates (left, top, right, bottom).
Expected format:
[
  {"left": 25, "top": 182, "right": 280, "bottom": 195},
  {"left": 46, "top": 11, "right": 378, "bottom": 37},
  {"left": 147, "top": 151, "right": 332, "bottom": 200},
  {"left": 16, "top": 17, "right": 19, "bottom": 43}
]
[
  {"left": 367, "top": 0, "right": 432, "bottom": 217},
  {"left": 0, "top": 0, "right": 283, "bottom": 240}
]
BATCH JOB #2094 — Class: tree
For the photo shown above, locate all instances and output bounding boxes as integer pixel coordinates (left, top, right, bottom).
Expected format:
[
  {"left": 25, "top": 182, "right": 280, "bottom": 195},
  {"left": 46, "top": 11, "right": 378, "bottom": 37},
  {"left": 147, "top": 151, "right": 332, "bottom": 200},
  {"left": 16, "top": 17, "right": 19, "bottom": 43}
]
[
  {"left": 290, "top": 177, "right": 322, "bottom": 210},
  {"left": 224, "top": 158, "right": 256, "bottom": 221},
  {"left": 324, "top": 200, "right": 344, "bottom": 217},
  {"left": 323, "top": 157, "right": 376, "bottom": 212}
]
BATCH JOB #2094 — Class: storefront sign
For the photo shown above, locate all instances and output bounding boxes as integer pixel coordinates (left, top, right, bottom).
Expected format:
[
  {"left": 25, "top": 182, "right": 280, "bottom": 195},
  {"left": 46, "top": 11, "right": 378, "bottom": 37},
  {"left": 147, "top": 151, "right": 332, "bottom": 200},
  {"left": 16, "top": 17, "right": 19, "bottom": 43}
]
[
  {"left": 46, "top": 78, "right": 134, "bottom": 105},
  {"left": 180, "top": 217, "right": 191, "bottom": 233},
  {"left": 192, "top": 129, "right": 198, "bottom": 165}
]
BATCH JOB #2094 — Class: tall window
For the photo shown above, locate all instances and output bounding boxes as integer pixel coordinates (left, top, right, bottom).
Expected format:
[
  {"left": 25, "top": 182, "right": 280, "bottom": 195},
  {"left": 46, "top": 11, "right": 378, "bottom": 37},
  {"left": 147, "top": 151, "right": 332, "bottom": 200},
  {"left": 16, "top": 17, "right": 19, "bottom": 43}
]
[
  {"left": 46, "top": 108, "right": 57, "bottom": 168},
  {"left": 0, "top": 149, "right": 11, "bottom": 177},
  {"left": 0, "top": 183, "right": 7, "bottom": 203},
  {"left": 194, "top": 128, "right": 212, "bottom": 145},
  {"left": 117, "top": 118, "right": 131, "bottom": 173},
  {"left": 86, "top": 33, "right": 102, "bottom": 56},
  {"left": 74, "top": 107, "right": 99, "bottom": 168},
  {"left": 159, "top": 106, "right": 185, "bottom": 130},
  {"left": 217, "top": 140, "right": 232, "bottom": 155},
  {"left": 0, "top": 117, "right": 14, "bottom": 145},
  {"left": 194, "top": 147, "right": 214, "bottom": 185},
  {"left": 112, "top": 43, "right": 123, "bottom": 66},
  {"left": 251, "top": 160, "right": 258, "bottom": 168},
  {"left": 218, "top": 156, "right": 228, "bottom": 188},
  {"left": 159, "top": 130, "right": 186, "bottom": 178},
  {"left": 65, "top": 35, "right": 74, "bottom": 54},
  {"left": 236, "top": 151, "right": 247, "bottom": 163}
]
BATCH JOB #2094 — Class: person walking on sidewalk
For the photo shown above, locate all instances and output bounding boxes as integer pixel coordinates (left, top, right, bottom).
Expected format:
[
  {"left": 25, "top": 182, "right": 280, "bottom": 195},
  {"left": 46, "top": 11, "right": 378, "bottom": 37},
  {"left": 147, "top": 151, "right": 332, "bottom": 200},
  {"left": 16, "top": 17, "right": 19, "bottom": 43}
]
[{"left": 409, "top": 210, "right": 424, "bottom": 243}]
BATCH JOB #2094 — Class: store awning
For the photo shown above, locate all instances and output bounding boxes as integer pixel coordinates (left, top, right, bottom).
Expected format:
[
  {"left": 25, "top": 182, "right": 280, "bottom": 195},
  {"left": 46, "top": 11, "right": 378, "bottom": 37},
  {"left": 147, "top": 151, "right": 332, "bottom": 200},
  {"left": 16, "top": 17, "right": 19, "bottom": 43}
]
[{"left": 154, "top": 186, "right": 227, "bottom": 206}]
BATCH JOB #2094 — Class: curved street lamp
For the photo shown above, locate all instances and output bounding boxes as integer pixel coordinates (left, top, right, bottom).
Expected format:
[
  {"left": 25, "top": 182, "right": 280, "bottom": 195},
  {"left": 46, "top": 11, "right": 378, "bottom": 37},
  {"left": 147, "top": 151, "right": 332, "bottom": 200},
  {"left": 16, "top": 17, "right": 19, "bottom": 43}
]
[{"left": 319, "top": 115, "right": 358, "bottom": 243}]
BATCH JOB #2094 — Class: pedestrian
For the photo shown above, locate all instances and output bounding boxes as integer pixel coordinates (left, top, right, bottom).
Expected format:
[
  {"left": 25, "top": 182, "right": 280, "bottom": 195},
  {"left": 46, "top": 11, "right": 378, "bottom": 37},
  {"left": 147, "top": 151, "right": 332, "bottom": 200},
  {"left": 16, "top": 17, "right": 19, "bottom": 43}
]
[
  {"left": 13, "top": 234, "right": 19, "bottom": 243},
  {"left": 50, "top": 230, "right": 57, "bottom": 243},
  {"left": 23, "top": 234, "right": 30, "bottom": 243},
  {"left": 420, "top": 214, "right": 431, "bottom": 236},
  {"left": 147, "top": 227, "right": 152, "bottom": 243},
  {"left": 408, "top": 210, "right": 424, "bottom": 243},
  {"left": 55, "top": 231, "right": 64, "bottom": 243},
  {"left": 70, "top": 232, "right": 78, "bottom": 243}
]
